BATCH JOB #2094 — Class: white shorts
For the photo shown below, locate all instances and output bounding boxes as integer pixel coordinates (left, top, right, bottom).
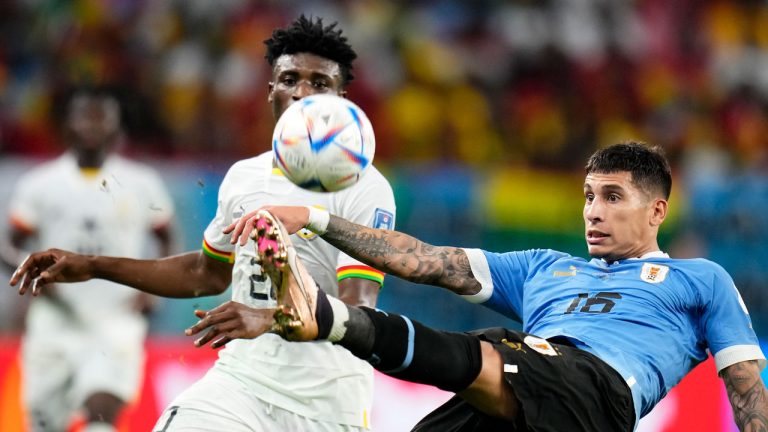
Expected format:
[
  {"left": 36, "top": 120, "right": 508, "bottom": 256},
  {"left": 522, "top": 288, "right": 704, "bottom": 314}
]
[
  {"left": 153, "top": 369, "right": 366, "bottom": 432},
  {"left": 22, "top": 300, "right": 147, "bottom": 431}
]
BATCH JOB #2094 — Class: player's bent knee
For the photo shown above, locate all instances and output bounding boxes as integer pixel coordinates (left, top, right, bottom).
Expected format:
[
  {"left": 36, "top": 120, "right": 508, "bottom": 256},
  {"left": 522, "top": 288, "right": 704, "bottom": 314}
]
[{"left": 458, "top": 341, "right": 519, "bottom": 421}]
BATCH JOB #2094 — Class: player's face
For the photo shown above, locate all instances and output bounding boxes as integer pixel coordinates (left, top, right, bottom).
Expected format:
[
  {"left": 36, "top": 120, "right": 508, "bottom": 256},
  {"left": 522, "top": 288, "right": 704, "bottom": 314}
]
[
  {"left": 66, "top": 95, "right": 121, "bottom": 154},
  {"left": 268, "top": 52, "right": 346, "bottom": 120},
  {"left": 583, "top": 171, "right": 666, "bottom": 262}
]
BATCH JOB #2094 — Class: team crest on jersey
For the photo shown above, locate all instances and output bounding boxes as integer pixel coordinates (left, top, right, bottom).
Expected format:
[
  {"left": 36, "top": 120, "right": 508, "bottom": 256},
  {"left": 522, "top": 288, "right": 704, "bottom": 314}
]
[
  {"left": 373, "top": 208, "right": 394, "bottom": 230},
  {"left": 523, "top": 336, "right": 559, "bottom": 356},
  {"left": 640, "top": 263, "right": 669, "bottom": 284}
]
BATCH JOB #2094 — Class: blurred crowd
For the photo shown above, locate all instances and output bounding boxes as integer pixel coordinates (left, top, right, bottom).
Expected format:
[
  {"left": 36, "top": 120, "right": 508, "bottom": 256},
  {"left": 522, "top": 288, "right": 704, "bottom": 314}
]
[
  {"left": 1, "top": 0, "right": 768, "bottom": 330},
  {"left": 1, "top": 0, "right": 766, "bottom": 167}
]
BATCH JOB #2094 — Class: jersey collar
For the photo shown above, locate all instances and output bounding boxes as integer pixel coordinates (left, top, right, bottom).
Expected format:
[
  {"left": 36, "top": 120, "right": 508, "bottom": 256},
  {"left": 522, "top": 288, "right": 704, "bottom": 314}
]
[
  {"left": 628, "top": 250, "right": 669, "bottom": 260},
  {"left": 598, "top": 250, "right": 669, "bottom": 266}
]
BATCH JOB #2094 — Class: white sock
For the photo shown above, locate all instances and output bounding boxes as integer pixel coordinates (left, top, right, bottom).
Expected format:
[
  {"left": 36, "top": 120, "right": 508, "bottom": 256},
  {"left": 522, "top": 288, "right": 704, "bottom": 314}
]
[{"left": 327, "top": 295, "right": 350, "bottom": 342}]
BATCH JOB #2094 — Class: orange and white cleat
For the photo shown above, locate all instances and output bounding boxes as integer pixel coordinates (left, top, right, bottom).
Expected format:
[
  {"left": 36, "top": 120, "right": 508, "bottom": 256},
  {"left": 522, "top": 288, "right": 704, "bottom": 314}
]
[{"left": 251, "top": 210, "right": 319, "bottom": 341}]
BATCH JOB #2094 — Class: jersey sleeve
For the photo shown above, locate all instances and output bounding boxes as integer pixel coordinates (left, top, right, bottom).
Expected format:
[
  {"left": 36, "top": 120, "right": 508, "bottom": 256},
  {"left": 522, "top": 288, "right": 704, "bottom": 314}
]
[
  {"left": 701, "top": 264, "right": 766, "bottom": 373},
  {"left": 201, "top": 169, "right": 236, "bottom": 264},
  {"left": 7, "top": 170, "right": 43, "bottom": 233},
  {"left": 335, "top": 171, "right": 396, "bottom": 286},
  {"left": 141, "top": 168, "right": 175, "bottom": 229},
  {"left": 463, "top": 249, "right": 564, "bottom": 322}
]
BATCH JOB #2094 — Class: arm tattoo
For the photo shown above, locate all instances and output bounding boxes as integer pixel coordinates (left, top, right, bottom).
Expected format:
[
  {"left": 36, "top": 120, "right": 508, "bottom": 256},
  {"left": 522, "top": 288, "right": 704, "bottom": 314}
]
[
  {"left": 723, "top": 360, "right": 768, "bottom": 432},
  {"left": 322, "top": 215, "right": 481, "bottom": 295}
]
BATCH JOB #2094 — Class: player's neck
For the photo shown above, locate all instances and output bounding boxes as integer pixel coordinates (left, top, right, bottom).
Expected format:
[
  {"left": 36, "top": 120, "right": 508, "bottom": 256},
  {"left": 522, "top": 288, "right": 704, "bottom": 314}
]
[{"left": 75, "top": 151, "right": 107, "bottom": 170}]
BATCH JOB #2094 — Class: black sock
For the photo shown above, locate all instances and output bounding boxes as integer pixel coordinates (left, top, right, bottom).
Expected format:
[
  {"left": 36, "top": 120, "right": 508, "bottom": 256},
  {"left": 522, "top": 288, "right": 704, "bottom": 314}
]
[
  {"left": 336, "top": 306, "right": 483, "bottom": 393},
  {"left": 315, "top": 288, "right": 333, "bottom": 340}
]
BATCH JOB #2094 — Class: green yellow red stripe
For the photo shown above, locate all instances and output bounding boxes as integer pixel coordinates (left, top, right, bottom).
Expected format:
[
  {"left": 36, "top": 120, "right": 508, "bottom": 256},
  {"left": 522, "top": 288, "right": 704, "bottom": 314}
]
[
  {"left": 202, "top": 239, "right": 234, "bottom": 263},
  {"left": 337, "top": 265, "right": 385, "bottom": 286}
]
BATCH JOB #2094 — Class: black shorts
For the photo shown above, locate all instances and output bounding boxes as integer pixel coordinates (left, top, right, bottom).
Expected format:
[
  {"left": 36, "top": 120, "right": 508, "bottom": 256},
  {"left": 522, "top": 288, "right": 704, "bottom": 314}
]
[{"left": 412, "top": 328, "right": 634, "bottom": 432}]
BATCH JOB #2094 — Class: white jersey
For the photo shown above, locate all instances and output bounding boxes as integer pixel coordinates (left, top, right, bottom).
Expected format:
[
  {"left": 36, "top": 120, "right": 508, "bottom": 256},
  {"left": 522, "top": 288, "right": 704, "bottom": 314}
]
[
  {"left": 8, "top": 152, "right": 175, "bottom": 322},
  {"left": 9, "top": 152, "right": 174, "bottom": 427},
  {"left": 202, "top": 151, "right": 396, "bottom": 427}
]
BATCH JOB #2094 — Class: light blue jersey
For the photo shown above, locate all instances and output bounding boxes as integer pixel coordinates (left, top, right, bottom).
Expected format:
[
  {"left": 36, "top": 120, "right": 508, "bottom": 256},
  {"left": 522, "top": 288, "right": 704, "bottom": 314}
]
[{"left": 463, "top": 248, "right": 765, "bottom": 427}]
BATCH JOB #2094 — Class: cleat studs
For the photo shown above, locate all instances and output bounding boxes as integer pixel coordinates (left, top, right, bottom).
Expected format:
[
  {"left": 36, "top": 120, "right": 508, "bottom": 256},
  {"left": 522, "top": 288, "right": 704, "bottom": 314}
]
[{"left": 287, "top": 320, "right": 303, "bottom": 329}]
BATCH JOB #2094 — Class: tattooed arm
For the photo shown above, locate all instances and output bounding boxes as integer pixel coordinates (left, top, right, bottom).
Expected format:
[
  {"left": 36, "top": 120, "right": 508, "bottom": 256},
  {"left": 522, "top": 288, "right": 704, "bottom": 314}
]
[
  {"left": 224, "top": 206, "right": 482, "bottom": 295},
  {"left": 722, "top": 360, "right": 768, "bottom": 432},
  {"left": 321, "top": 215, "right": 482, "bottom": 296}
]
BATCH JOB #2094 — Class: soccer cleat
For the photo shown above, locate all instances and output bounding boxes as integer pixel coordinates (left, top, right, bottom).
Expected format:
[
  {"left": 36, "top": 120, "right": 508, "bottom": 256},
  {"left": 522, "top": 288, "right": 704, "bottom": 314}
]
[{"left": 251, "top": 210, "right": 319, "bottom": 341}]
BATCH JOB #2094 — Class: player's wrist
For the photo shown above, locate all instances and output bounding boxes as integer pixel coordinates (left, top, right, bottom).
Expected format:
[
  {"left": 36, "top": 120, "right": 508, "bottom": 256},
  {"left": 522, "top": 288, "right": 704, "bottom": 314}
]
[
  {"left": 305, "top": 206, "right": 330, "bottom": 235},
  {"left": 86, "top": 254, "right": 105, "bottom": 279}
]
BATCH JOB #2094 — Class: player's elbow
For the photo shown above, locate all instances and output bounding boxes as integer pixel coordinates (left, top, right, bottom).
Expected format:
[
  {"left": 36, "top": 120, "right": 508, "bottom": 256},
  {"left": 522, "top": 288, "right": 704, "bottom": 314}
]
[
  {"left": 193, "top": 254, "right": 233, "bottom": 296},
  {"left": 199, "top": 271, "right": 231, "bottom": 296}
]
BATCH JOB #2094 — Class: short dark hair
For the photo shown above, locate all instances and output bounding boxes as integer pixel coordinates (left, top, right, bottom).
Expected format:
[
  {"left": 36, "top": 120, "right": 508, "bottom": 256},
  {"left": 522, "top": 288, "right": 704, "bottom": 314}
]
[
  {"left": 586, "top": 141, "right": 672, "bottom": 199},
  {"left": 264, "top": 15, "right": 357, "bottom": 85}
]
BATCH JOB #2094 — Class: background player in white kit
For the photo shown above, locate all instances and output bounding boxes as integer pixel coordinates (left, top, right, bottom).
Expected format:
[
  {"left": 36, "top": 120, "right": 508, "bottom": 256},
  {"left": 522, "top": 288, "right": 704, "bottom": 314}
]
[
  {"left": 10, "top": 16, "right": 396, "bottom": 431},
  {"left": 2, "top": 86, "right": 175, "bottom": 432}
]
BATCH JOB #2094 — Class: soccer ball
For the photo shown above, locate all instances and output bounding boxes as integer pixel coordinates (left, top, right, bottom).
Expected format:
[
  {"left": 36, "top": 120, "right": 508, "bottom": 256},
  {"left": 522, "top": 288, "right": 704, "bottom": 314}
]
[{"left": 272, "top": 94, "right": 375, "bottom": 192}]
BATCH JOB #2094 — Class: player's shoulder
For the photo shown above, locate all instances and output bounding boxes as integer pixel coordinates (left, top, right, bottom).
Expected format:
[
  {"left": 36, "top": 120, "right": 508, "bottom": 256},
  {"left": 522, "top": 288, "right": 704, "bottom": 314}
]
[
  {"left": 360, "top": 164, "right": 389, "bottom": 183},
  {"left": 486, "top": 248, "right": 575, "bottom": 267},
  {"left": 16, "top": 154, "right": 71, "bottom": 185},
  {"left": 528, "top": 248, "right": 575, "bottom": 262},
  {"left": 345, "top": 164, "right": 394, "bottom": 193},
  {"left": 666, "top": 257, "right": 731, "bottom": 279},
  {"left": 218, "top": 152, "right": 273, "bottom": 199},
  {"left": 225, "top": 152, "right": 272, "bottom": 178},
  {"left": 104, "top": 155, "right": 171, "bottom": 191},
  {"left": 108, "top": 154, "right": 161, "bottom": 175}
]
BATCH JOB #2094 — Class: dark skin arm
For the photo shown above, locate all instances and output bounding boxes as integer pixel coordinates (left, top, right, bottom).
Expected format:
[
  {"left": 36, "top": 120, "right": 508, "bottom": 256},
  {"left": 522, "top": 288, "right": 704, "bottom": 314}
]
[
  {"left": 723, "top": 360, "right": 768, "bottom": 432},
  {"left": 9, "top": 248, "right": 232, "bottom": 299},
  {"left": 186, "top": 210, "right": 381, "bottom": 348},
  {"left": 186, "top": 268, "right": 379, "bottom": 348},
  {"left": 338, "top": 277, "right": 379, "bottom": 308},
  {"left": 133, "top": 223, "right": 176, "bottom": 314}
]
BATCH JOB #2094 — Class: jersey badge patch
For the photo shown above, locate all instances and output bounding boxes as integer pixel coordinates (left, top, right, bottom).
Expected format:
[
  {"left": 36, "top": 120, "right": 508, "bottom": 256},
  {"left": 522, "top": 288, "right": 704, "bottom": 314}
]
[
  {"left": 373, "top": 208, "right": 394, "bottom": 230},
  {"left": 640, "top": 263, "right": 669, "bottom": 284},
  {"left": 523, "top": 336, "right": 559, "bottom": 356}
]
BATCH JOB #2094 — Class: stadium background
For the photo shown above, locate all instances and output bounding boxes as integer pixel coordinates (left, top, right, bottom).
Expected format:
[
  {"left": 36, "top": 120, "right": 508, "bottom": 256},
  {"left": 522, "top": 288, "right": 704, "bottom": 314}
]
[{"left": 1, "top": 0, "right": 767, "bottom": 430}]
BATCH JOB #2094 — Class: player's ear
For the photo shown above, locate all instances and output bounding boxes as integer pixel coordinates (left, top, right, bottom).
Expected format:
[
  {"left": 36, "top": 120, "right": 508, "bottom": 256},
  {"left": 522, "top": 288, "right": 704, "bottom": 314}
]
[
  {"left": 267, "top": 82, "right": 275, "bottom": 102},
  {"left": 338, "top": 89, "right": 347, "bottom": 99},
  {"left": 650, "top": 198, "right": 667, "bottom": 227}
]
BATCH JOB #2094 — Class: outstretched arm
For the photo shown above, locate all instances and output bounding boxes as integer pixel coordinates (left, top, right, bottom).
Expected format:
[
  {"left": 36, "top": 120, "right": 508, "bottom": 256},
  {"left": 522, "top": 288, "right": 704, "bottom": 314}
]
[
  {"left": 225, "top": 206, "right": 481, "bottom": 296},
  {"left": 722, "top": 360, "right": 768, "bottom": 432},
  {"left": 322, "top": 214, "right": 480, "bottom": 295},
  {"left": 10, "top": 249, "right": 232, "bottom": 299}
]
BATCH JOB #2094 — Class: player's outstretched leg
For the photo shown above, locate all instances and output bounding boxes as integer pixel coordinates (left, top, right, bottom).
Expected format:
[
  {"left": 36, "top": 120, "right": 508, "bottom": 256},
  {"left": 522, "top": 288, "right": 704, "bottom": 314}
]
[
  {"left": 251, "top": 209, "right": 319, "bottom": 341},
  {"left": 251, "top": 210, "right": 484, "bottom": 401}
]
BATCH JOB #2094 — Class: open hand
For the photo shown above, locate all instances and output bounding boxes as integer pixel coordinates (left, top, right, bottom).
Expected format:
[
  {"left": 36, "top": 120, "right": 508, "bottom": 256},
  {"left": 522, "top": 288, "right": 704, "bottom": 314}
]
[
  {"left": 185, "top": 301, "right": 278, "bottom": 349},
  {"left": 9, "top": 249, "right": 94, "bottom": 296},
  {"left": 223, "top": 206, "right": 310, "bottom": 246}
]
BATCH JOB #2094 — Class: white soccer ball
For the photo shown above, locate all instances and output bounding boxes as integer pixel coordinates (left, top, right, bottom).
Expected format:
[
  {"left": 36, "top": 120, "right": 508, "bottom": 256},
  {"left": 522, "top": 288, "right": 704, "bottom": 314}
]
[{"left": 272, "top": 94, "right": 375, "bottom": 192}]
